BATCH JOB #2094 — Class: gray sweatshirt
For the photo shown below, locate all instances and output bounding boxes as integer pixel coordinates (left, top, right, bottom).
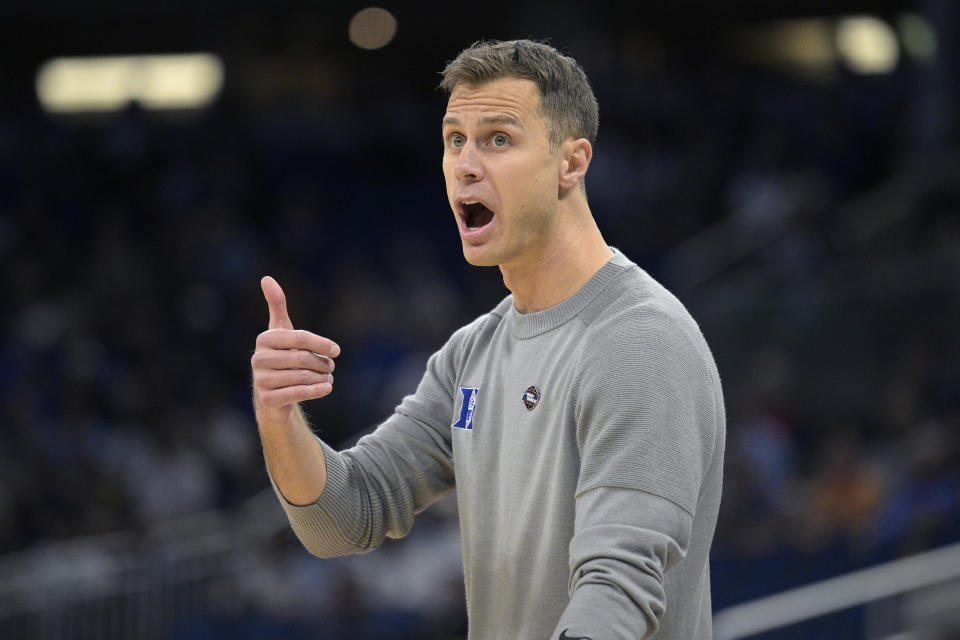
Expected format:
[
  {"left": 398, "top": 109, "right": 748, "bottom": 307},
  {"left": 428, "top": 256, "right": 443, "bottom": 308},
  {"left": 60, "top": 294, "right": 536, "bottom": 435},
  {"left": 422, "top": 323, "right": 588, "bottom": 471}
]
[{"left": 271, "top": 250, "right": 725, "bottom": 639}]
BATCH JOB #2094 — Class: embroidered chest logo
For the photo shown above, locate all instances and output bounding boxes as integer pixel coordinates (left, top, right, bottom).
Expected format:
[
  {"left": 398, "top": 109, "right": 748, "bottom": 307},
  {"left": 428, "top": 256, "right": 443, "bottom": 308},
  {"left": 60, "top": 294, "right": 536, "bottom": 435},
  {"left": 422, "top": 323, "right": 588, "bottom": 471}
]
[
  {"left": 453, "top": 387, "right": 479, "bottom": 430},
  {"left": 522, "top": 385, "right": 541, "bottom": 411}
]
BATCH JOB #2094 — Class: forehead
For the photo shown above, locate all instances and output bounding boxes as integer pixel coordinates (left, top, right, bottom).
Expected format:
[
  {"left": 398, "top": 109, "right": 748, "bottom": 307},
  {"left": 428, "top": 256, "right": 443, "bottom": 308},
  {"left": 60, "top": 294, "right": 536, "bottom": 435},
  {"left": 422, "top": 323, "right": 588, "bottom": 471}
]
[{"left": 443, "top": 77, "right": 543, "bottom": 126}]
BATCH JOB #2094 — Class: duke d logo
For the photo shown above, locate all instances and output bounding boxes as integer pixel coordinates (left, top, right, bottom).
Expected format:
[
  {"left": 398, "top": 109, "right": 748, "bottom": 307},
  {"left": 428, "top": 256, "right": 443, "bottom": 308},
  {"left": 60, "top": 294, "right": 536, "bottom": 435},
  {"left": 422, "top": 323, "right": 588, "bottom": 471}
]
[{"left": 453, "top": 387, "right": 479, "bottom": 430}]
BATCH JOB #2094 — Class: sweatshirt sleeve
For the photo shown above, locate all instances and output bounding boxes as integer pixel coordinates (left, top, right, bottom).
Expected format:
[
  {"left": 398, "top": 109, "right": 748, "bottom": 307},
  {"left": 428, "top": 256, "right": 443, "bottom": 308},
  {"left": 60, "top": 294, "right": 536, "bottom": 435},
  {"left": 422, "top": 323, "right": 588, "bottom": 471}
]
[
  {"left": 269, "top": 321, "right": 475, "bottom": 558},
  {"left": 552, "top": 308, "right": 721, "bottom": 638}
]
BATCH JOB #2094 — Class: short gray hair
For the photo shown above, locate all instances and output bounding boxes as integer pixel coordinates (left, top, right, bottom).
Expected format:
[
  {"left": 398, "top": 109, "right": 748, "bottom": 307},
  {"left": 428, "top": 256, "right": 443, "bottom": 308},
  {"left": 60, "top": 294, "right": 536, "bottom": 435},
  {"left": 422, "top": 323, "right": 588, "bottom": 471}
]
[{"left": 439, "top": 39, "right": 599, "bottom": 150}]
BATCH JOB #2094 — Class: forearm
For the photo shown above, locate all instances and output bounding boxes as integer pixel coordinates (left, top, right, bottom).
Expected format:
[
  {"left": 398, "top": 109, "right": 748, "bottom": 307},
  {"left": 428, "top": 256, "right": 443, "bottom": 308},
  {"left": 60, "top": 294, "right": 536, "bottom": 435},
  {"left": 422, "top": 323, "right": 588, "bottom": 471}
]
[
  {"left": 251, "top": 284, "right": 464, "bottom": 558},
  {"left": 255, "top": 401, "right": 327, "bottom": 506},
  {"left": 268, "top": 410, "right": 456, "bottom": 558},
  {"left": 552, "top": 488, "right": 691, "bottom": 639}
]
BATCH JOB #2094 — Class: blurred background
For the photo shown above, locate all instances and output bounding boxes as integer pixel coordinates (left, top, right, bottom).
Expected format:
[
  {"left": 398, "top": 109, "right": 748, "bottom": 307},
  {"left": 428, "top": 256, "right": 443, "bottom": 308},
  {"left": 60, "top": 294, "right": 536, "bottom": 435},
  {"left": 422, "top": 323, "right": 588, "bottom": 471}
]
[{"left": 1, "top": 0, "right": 959, "bottom": 638}]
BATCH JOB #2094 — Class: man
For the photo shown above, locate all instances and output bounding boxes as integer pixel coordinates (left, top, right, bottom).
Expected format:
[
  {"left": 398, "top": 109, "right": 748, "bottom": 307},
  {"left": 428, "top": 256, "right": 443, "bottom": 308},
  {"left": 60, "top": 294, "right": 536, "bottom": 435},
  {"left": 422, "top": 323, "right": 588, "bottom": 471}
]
[{"left": 252, "top": 39, "right": 725, "bottom": 639}]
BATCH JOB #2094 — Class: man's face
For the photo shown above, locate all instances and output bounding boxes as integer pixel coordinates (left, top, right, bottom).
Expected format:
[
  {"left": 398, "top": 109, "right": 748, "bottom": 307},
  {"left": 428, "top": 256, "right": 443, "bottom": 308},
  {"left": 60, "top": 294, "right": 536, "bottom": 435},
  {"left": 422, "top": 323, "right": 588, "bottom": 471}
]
[{"left": 442, "top": 77, "right": 562, "bottom": 268}]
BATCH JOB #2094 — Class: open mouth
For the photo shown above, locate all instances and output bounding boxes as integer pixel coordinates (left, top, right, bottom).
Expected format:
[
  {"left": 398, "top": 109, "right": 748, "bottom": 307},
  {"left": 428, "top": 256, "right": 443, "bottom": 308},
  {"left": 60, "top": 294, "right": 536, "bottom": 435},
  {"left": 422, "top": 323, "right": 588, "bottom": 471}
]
[{"left": 462, "top": 201, "right": 495, "bottom": 230}]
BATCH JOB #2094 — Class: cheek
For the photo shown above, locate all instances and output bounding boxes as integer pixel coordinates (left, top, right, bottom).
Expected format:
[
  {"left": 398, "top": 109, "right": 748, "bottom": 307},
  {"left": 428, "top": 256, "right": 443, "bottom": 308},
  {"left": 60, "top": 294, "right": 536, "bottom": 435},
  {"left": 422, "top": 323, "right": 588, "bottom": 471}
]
[
  {"left": 518, "top": 167, "right": 556, "bottom": 206},
  {"left": 513, "top": 153, "right": 556, "bottom": 188},
  {"left": 441, "top": 161, "right": 456, "bottom": 198}
]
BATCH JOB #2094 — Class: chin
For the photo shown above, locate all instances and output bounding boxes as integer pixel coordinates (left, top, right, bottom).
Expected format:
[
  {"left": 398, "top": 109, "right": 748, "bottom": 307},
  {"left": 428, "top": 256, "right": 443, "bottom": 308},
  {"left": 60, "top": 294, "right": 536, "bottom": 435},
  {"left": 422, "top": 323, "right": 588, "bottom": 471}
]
[
  {"left": 462, "top": 252, "right": 498, "bottom": 267},
  {"left": 461, "top": 245, "right": 500, "bottom": 267}
]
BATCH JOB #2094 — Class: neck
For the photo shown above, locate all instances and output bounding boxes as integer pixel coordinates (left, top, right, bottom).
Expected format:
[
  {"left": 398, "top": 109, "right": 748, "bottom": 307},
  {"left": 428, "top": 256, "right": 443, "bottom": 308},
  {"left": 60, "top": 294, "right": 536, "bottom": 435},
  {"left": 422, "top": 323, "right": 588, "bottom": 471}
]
[{"left": 501, "top": 202, "right": 612, "bottom": 314}]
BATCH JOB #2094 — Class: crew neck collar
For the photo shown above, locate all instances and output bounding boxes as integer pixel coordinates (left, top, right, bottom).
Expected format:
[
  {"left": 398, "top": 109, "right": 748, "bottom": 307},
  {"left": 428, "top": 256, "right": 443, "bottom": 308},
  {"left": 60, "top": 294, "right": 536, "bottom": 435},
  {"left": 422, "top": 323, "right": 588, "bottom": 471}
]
[{"left": 505, "top": 248, "right": 632, "bottom": 339}]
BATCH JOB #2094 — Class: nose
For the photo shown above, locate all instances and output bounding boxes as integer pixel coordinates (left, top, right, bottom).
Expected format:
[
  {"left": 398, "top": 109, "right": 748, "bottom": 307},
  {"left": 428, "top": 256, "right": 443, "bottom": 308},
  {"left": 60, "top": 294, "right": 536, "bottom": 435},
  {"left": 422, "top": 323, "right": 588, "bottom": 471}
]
[{"left": 453, "top": 143, "right": 483, "bottom": 182}]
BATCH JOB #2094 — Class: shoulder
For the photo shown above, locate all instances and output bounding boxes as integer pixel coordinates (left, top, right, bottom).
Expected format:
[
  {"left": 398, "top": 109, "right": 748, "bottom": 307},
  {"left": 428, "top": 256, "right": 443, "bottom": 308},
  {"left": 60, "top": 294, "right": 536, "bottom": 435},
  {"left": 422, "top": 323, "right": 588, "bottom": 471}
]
[
  {"left": 456, "top": 294, "right": 511, "bottom": 342},
  {"left": 581, "top": 260, "right": 711, "bottom": 365},
  {"left": 573, "top": 261, "right": 725, "bottom": 491},
  {"left": 438, "top": 294, "right": 512, "bottom": 363}
]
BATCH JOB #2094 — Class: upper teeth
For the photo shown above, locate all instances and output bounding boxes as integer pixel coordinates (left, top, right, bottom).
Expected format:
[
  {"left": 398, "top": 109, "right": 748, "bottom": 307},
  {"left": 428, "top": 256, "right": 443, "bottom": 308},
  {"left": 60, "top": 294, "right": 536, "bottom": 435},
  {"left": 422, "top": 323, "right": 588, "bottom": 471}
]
[{"left": 463, "top": 201, "right": 479, "bottom": 206}]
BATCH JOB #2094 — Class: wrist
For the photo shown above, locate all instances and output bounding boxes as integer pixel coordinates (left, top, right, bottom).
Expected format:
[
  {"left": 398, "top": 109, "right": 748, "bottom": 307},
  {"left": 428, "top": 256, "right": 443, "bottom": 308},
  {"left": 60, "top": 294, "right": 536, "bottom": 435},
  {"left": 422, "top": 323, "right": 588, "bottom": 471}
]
[{"left": 253, "top": 395, "right": 296, "bottom": 429}]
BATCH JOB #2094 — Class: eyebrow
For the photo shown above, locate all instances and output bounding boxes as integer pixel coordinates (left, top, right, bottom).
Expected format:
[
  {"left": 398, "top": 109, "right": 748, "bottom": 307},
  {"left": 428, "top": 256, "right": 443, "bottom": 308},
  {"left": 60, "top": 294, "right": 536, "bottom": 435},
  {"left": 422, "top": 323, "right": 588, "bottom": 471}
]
[{"left": 441, "top": 114, "right": 524, "bottom": 129}]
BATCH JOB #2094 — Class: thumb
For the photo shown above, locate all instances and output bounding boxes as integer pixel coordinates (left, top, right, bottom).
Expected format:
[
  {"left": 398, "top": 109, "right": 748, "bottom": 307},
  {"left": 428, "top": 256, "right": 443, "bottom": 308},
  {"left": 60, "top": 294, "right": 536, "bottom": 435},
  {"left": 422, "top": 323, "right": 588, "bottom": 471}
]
[{"left": 261, "top": 276, "right": 294, "bottom": 330}]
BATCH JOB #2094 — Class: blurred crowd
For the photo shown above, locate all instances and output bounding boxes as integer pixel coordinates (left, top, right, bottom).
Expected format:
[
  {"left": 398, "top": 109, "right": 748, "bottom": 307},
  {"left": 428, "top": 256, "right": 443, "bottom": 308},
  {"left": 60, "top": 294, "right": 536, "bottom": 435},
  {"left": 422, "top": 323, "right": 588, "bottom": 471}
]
[{"left": 1, "top": 23, "right": 959, "bottom": 637}]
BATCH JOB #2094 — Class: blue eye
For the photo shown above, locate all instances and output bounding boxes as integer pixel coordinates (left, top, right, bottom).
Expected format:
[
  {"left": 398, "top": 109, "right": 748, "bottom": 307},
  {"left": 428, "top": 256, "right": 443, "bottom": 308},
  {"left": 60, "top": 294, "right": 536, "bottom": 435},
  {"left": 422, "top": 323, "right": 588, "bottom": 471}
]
[
  {"left": 450, "top": 134, "right": 465, "bottom": 148},
  {"left": 492, "top": 134, "right": 508, "bottom": 147}
]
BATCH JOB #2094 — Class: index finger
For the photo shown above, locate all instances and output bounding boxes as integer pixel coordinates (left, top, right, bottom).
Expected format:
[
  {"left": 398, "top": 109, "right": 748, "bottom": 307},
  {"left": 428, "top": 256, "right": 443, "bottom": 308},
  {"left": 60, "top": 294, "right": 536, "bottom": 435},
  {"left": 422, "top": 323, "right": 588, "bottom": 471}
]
[{"left": 259, "top": 328, "right": 341, "bottom": 358}]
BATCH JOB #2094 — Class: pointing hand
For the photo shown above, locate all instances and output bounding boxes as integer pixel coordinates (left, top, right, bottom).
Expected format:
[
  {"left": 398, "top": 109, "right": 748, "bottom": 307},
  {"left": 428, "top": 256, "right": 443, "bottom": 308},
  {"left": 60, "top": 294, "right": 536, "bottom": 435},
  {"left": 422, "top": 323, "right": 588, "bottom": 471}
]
[{"left": 252, "top": 276, "right": 340, "bottom": 419}]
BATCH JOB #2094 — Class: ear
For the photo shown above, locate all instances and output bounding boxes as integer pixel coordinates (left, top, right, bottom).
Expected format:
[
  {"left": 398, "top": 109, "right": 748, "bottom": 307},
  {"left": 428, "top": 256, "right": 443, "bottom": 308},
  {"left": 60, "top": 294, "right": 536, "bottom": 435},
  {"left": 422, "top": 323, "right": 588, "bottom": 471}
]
[{"left": 558, "top": 138, "right": 592, "bottom": 192}]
